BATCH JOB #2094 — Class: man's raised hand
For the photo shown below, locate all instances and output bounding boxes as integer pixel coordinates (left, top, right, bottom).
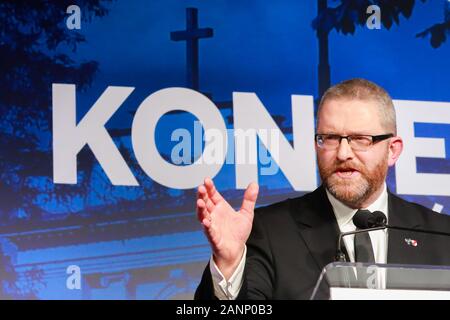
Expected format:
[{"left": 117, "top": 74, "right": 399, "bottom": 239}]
[{"left": 197, "top": 177, "right": 259, "bottom": 280}]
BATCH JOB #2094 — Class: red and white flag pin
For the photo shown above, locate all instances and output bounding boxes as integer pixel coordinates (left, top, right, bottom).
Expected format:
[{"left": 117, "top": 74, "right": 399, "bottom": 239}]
[{"left": 405, "top": 238, "right": 418, "bottom": 247}]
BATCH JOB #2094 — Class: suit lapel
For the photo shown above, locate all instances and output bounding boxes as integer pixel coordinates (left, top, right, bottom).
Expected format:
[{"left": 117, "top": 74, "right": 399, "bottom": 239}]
[
  {"left": 290, "top": 186, "right": 342, "bottom": 272},
  {"left": 290, "top": 187, "right": 428, "bottom": 269},
  {"left": 387, "top": 191, "right": 423, "bottom": 264}
]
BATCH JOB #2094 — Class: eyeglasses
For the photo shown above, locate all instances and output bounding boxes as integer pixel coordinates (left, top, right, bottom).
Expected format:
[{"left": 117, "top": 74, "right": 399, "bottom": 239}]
[{"left": 315, "top": 133, "right": 394, "bottom": 151}]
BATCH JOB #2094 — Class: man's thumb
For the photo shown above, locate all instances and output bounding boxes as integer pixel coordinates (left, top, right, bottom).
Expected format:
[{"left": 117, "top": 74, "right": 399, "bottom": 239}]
[{"left": 240, "top": 182, "right": 259, "bottom": 215}]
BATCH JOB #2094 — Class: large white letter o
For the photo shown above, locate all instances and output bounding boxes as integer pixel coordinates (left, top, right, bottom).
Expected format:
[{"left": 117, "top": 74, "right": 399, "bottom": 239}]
[{"left": 132, "top": 88, "right": 227, "bottom": 189}]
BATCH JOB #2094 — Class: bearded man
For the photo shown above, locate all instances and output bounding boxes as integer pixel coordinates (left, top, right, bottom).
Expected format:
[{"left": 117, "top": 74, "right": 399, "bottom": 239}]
[{"left": 194, "top": 78, "right": 450, "bottom": 300}]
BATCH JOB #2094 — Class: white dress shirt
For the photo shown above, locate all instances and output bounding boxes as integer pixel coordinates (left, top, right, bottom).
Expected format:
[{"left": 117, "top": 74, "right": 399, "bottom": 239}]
[
  {"left": 325, "top": 183, "right": 389, "bottom": 264},
  {"left": 209, "top": 184, "right": 389, "bottom": 299},
  {"left": 209, "top": 246, "right": 247, "bottom": 300}
]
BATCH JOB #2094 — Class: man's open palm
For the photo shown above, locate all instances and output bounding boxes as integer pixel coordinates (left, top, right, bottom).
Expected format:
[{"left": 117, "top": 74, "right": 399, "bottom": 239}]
[{"left": 197, "top": 178, "right": 259, "bottom": 277}]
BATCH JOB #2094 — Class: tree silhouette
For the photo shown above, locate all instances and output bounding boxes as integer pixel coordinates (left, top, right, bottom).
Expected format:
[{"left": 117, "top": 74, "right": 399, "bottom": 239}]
[
  {"left": 0, "top": 0, "right": 113, "bottom": 298},
  {"left": 0, "top": 0, "right": 113, "bottom": 221},
  {"left": 312, "top": 0, "right": 448, "bottom": 98},
  {"left": 416, "top": 0, "right": 450, "bottom": 48}
]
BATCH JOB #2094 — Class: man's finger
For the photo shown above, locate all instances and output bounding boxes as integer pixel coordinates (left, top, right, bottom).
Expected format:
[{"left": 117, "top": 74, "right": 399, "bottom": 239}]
[
  {"left": 197, "top": 186, "right": 211, "bottom": 222},
  {"left": 240, "top": 182, "right": 259, "bottom": 216},
  {"left": 204, "top": 177, "right": 223, "bottom": 205},
  {"left": 199, "top": 184, "right": 215, "bottom": 212},
  {"left": 197, "top": 198, "right": 210, "bottom": 222},
  {"left": 198, "top": 184, "right": 207, "bottom": 200}
]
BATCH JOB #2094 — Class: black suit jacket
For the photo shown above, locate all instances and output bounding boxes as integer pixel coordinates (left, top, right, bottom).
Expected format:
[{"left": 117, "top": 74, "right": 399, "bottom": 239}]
[{"left": 195, "top": 186, "right": 450, "bottom": 300}]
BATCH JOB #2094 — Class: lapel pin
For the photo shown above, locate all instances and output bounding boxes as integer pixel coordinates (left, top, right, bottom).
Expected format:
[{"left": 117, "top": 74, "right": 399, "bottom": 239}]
[{"left": 405, "top": 238, "right": 418, "bottom": 247}]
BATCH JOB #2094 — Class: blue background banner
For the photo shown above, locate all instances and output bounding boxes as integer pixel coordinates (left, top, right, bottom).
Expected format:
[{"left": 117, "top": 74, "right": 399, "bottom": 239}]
[{"left": 0, "top": 0, "right": 449, "bottom": 299}]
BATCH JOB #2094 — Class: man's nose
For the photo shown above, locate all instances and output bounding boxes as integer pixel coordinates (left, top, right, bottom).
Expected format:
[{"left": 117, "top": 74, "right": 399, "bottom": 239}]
[{"left": 336, "top": 138, "right": 354, "bottom": 161}]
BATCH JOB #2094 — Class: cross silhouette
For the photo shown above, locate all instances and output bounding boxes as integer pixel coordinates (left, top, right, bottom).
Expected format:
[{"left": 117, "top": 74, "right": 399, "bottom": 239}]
[{"left": 171, "top": 8, "right": 213, "bottom": 90}]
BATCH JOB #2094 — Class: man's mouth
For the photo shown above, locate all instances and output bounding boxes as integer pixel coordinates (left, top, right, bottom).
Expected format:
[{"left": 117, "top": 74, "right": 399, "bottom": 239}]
[{"left": 335, "top": 168, "right": 359, "bottom": 178}]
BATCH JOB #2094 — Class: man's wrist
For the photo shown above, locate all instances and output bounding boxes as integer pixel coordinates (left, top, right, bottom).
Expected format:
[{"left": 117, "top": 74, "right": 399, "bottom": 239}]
[
  {"left": 213, "top": 248, "right": 245, "bottom": 281},
  {"left": 210, "top": 246, "right": 247, "bottom": 300}
]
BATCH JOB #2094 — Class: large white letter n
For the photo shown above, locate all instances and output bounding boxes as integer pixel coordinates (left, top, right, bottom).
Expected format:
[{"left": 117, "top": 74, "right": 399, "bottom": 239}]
[{"left": 52, "top": 84, "right": 139, "bottom": 185}]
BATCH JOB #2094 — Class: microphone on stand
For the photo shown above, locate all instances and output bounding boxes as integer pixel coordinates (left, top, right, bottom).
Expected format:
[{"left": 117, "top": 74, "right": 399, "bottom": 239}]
[
  {"left": 335, "top": 210, "right": 385, "bottom": 262},
  {"left": 372, "top": 210, "right": 450, "bottom": 239},
  {"left": 335, "top": 210, "right": 450, "bottom": 262}
]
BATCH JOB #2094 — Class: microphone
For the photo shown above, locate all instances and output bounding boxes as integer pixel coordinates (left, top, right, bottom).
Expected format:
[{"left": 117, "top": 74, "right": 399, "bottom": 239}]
[
  {"left": 335, "top": 210, "right": 386, "bottom": 262},
  {"left": 372, "top": 210, "right": 450, "bottom": 239},
  {"left": 353, "top": 210, "right": 387, "bottom": 229},
  {"left": 335, "top": 210, "right": 450, "bottom": 262}
]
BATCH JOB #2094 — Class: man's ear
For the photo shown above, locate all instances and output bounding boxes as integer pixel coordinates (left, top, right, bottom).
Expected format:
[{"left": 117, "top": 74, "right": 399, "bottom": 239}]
[{"left": 388, "top": 136, "right": 403, "bottom": 167}]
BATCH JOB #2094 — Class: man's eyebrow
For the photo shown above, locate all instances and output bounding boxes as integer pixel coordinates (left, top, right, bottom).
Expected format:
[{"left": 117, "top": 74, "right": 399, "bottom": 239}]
[
  {"left": 346, "top": 132, "right": 374, "bottom": 136},
  {"left": 318, "top": 132, "right": 374, "bottom": 135}
]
